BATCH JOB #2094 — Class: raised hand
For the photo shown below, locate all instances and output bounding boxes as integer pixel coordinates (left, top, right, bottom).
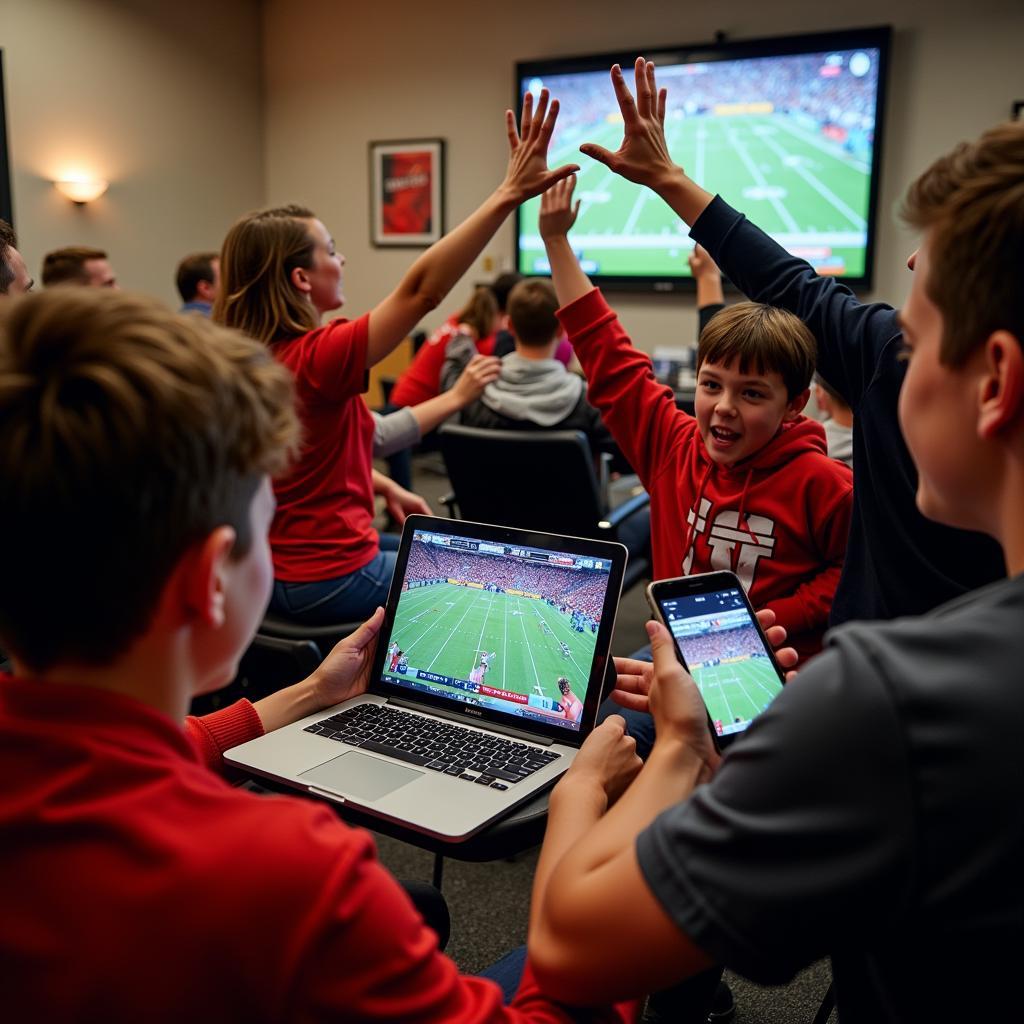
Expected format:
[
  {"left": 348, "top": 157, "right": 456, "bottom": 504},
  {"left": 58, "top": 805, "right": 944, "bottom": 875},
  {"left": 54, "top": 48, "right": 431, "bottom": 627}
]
[
  {"left": 687, "top": 243, "right": 720, "bottom": 282},
  {"left": 538, "top": 174, "right": 581, "bottom": 242},
  {"left": 503, "top": 88, "right": 580, "bottom": 204},
  {"left": 580, "top": 58, "right": 679, "bottom": 191}
]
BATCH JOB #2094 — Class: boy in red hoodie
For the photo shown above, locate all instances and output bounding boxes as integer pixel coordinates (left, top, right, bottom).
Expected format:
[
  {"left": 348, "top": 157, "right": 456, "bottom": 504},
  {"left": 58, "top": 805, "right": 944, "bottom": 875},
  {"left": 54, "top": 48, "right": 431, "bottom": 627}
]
[{"left": 539, "top": 176, "right": 852, "bottom": 663}]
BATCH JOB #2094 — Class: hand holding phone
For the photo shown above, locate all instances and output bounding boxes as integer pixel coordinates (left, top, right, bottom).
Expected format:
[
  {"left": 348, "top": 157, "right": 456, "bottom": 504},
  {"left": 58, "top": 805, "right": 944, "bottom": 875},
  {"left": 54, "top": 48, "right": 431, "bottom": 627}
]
[{"left": 646, "top": 572, "right": 786, "bottom": 746}]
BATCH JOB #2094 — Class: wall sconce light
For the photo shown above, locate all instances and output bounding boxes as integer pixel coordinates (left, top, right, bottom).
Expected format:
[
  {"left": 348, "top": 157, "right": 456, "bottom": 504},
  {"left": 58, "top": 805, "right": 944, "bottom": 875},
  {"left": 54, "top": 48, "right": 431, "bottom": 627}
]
[{"left": 54, "top": 178, "right": 109, "bottom": 204}]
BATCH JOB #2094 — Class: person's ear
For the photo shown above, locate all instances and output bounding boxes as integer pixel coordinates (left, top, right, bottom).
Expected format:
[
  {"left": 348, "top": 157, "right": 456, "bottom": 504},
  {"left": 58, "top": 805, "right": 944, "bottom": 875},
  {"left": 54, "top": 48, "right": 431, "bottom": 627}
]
[
  {"left": 978, "top": 331, "right": 1024, "bottom": 440},
  {"left": 183, "top": 526, "right": 237, "bottom": 628},
  {"left": 290, "top": 265, "right": 312, "bottom": 296},
  {"left": 784, "top": 387, "right": 811, "bottom": 421},
  {"left": 196, "top": 278, "right": 215, "bottom": 302}
]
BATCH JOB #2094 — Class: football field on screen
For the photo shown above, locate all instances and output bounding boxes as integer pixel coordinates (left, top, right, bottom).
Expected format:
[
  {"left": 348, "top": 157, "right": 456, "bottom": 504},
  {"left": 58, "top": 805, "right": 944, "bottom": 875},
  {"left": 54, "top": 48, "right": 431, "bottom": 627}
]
[
  {"left": 519, "top": 112, "right": 871, "bottom": 277},
  {"left": 384, "top": 582, "right": 598, "bottom": 706},
  {"left": 694, "top": 657, "right": 782, "bottom": 727}
]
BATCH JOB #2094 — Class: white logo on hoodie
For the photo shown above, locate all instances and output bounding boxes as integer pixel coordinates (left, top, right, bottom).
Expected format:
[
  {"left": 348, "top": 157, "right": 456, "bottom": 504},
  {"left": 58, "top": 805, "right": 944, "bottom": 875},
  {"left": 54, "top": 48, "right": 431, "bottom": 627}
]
[{"left": 683, "top": 500, "right": 777, "bottom": 590}]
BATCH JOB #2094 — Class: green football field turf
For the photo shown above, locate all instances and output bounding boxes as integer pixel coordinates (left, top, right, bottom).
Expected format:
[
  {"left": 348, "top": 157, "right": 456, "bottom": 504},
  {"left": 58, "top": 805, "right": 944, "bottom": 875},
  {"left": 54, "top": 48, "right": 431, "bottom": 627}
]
[
  {"left": 519, "top": 111, "right": 871, "bottom": 278},
  {"left": 383, "top": 582, "right": 597, "bottom": 710},
  {"left": 691, "top": 656, "right": 783, "bottom": 731}
]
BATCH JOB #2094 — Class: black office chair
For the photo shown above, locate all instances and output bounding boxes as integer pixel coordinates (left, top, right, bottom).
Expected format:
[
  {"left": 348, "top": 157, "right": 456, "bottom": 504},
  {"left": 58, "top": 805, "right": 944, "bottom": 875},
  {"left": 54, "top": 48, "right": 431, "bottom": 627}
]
[
  {"left": 438, "top": 424, "right": 651, "bottom": 593},
  {"left": 189, "top": 632, "right": 323, "bottom": 715}
]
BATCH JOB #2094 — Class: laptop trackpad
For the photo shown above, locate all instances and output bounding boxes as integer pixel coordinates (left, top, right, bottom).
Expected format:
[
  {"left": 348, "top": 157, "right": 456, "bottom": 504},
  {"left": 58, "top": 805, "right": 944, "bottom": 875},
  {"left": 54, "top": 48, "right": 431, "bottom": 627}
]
[{"left": 300, "top": 752, "right": 422, "bottom": 801}]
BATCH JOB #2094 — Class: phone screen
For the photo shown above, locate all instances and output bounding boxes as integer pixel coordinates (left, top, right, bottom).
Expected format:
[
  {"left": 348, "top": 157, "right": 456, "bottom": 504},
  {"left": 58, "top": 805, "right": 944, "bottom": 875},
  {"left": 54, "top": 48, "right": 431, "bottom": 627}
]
[{"left": 654, "top": 584, "right": 784, "bottom": 739}]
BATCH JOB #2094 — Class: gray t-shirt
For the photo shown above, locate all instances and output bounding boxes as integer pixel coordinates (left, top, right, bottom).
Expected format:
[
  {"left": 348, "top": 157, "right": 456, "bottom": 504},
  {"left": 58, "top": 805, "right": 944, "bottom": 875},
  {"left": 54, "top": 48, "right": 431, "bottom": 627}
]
[{"left": 637, "top": 573, "right": 1023, "bottom": 1022}]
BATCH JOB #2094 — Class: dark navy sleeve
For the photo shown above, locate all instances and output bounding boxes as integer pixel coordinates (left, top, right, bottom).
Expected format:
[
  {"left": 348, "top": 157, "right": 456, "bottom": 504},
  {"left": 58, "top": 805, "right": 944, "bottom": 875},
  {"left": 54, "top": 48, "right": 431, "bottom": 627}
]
[
  {"left": 636, "top": 634, "right": 914, "bottom": 983},
  {"left": 690, "top": 197, "right": 901, "bottom": 410}
]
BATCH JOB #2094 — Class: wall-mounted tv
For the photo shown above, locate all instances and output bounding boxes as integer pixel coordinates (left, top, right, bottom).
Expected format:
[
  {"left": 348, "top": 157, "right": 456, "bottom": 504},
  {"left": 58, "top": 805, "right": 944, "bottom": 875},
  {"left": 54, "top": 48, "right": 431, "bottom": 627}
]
[{"left": 515, "top": 26, "right": 891, "bottom": 291}]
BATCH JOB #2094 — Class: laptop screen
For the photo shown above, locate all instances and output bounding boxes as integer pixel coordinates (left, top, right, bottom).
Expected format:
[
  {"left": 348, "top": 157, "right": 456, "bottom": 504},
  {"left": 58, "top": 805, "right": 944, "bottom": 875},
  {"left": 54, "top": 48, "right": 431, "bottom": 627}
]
[{"left": 379, "top": 527, "right": 615, "bottom": 734}]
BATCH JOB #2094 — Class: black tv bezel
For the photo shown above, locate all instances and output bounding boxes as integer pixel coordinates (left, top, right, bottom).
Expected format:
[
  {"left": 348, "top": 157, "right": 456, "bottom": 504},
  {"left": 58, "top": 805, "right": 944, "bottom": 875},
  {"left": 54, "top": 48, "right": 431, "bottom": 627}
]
[{"left": 514, "top": 25, "right": 892, "bottom": 293}]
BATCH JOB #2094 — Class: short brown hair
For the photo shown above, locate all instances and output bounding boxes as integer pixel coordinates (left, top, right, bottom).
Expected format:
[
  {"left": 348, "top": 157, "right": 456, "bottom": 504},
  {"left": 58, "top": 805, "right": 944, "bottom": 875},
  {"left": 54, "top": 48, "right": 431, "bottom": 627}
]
[
  {"left": 0, "top": 219, "right": 16, "bottom": 294},
  {"left": 214, "top": 205, "right": 319, "bottom": 344},
  {"left": 901, "top": 121, "right": 1024, "bottom": 367},
  {"left": 698, "top": 302, "right": 816, "bottom": 399},
  {"left": 508, "top": 279, "right": 560, "bottom": 348},
  {"left": 41, "top": 246, "right": 108, "bottom": 286},
  {"left": 0, "top": 289, "right": 299, "bottom": 672},
  {"left": 176, "top": 251, "right": 218, "bottom": 303}
]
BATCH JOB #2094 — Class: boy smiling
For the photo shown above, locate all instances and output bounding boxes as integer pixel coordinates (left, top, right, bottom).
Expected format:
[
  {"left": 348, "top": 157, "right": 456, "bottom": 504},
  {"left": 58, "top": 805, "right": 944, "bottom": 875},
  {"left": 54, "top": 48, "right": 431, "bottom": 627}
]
[{"left": 540, "top": 178, "right": 852, "bottom": 658}]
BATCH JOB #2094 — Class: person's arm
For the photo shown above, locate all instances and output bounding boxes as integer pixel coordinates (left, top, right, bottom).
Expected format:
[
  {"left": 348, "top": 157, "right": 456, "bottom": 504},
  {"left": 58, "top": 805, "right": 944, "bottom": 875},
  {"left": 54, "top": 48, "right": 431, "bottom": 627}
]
[
  {"left": 371, "top": 408, "right": 421, "bottom": 458},
  {"left": 530, "top": 623, "right": 719, "bottom": 1004},
  {"left": 539, "top": 176, "right": 690, "bottom": 485},
  {"left": 365, "top": 90, "right": 578, "bottom": 367},
  {"left": 580, "top": 59, "right": 900, "bottom": 407},
  {"left": 762, "top": 468, "right": 854, "bottom": 640},
  {"left": 688, "top": 244, "right": 724, "bottom": 316},
  {"left": 373, "top": 468, "right": 432, "bottom": 524}
]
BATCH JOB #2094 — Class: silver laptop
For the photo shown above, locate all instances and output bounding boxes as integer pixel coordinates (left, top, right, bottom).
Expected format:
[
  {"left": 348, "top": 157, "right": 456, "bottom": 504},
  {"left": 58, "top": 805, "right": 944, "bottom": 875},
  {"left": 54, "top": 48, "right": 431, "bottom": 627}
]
[{"left": 225, "top": 515, "right": 628, "bottom": 841}]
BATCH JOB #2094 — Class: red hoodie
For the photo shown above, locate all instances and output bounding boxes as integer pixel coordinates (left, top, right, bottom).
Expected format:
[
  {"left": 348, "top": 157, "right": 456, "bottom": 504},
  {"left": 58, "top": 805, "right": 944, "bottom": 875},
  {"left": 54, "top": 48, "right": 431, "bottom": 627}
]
[{"left": 559, "top": 290, "right": 853, "bottom": 658}]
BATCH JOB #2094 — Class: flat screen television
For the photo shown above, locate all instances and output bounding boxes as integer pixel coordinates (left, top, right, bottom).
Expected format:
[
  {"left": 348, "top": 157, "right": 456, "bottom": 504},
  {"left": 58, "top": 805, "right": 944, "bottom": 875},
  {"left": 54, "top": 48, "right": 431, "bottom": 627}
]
[{"left": 515, "top": 27, "right": 891, "bottom": 291}]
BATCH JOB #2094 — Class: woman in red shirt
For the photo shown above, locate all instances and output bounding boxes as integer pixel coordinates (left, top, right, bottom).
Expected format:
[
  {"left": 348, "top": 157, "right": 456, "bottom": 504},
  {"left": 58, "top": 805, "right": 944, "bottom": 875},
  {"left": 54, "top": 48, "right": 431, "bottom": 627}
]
[{"left": 215, "top": 91, "right": 576, "bottom": 624}]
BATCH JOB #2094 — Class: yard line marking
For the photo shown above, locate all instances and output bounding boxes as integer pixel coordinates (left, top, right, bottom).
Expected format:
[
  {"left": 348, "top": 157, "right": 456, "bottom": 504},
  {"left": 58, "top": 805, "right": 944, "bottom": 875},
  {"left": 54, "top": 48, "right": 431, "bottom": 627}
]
[
  {"left": 467, "top": 585, "right": 496, "bottom": 678},
  {"left": 726, "top": 127, "right": 800, "bottom": 233},
  {"left": 759, "top": 133, "right": 866, "bottom": 229},
  {"left": 517, "top": 597, "right": 542, "bottom": 689},
  {"left": 502, "top": 590, "right": 509, "bottom": 690},
  {"left": 426, "top": 586, "right": 480, "bottom": 670},
  {"left": 622, "top": 188, "right": 649, "bottom": 236},
  {"left": 535, "top": 602, "right": 590, "bottom": 681}
]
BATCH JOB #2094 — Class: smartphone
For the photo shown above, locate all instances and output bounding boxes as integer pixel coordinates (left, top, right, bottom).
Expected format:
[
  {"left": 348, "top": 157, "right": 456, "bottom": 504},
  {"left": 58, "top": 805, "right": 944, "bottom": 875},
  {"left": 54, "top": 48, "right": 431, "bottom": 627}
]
[{"left": 646, "top": 572, "right": 786, "bottom": 745}]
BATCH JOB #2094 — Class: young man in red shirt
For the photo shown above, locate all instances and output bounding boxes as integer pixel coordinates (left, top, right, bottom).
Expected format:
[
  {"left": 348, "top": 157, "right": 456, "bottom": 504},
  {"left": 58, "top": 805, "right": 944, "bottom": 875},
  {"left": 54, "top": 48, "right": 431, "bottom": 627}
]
[{"left": 0, "top": 287, "right": 647, "bottom": 1023}]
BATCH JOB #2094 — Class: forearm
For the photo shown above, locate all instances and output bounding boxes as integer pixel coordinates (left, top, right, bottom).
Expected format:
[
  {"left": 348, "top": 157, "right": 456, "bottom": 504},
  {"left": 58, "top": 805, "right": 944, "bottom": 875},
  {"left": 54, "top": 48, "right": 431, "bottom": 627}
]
[
  {"left": 408, "top": 389, "right": 464, "bottom": 434},
  {"left": 543, "top": 235, "right": 595, "bottom": 307},
  {"left": 372, "top": 468, "right": 396, "bottom": 497},
  {"left": 251, "top": 676, "right": 325, "bottom": 733},
  {"left": 529, "top": 778, "right": 608, "bottom": 935},
  {"left": 368, "top": 188, "right": 517, "bottom": 365},
  {"left": 652, "top": 168, "right": 715, "bottom": 227},
  {"left": 694, "top": 274, "right": 724, "bottom": 310}
]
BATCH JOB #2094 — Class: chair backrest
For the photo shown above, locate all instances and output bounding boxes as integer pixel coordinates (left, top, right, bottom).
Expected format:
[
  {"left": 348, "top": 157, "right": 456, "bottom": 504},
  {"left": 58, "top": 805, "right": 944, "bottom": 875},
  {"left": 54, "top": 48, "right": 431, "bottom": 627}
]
[{"left": 439, "top": 424, "right": 604, "bottom": 536}]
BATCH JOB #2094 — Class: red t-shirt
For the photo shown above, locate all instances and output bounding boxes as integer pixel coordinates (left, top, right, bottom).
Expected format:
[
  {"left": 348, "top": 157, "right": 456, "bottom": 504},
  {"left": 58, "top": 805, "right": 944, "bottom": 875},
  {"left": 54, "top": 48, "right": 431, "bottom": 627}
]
[
  {"left": 391, "top": 316, "right": 496, "bottom": 407},
  {"left": 0, "top": 675, "right": 636, "bottom": 1023},
  {"left": 269, "top": 314, "right": 378, "bottom": 582}
]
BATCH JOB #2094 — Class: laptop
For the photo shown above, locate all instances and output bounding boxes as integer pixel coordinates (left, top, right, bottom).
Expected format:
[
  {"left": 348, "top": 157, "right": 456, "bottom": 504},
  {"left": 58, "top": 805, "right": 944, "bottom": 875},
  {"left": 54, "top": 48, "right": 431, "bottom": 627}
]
[{"left": 225, "top": 515, "right": 627, "bottom": 841}]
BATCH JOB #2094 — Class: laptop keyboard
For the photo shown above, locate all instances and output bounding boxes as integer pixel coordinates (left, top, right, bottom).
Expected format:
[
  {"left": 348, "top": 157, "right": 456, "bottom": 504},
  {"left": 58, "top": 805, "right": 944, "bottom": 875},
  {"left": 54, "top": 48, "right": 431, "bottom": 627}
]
[{"left": 303, "top": 704, "right": 560, "bottom": 791}]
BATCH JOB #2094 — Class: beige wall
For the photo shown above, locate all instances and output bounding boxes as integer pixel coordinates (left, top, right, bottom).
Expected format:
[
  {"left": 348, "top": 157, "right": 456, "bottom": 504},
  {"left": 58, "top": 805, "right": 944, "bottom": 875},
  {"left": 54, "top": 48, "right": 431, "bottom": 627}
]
[
  {"left": 262, "top": 0, "right": 1024, "bottom": 350},
  {"left": 1, "top": 0, "right": 264, "bottom": 308}
]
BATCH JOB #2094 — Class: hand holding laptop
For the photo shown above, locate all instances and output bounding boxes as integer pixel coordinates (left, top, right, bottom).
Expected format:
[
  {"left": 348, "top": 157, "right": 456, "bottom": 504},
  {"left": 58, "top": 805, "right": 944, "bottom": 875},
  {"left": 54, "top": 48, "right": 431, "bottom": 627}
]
[{"left": 249, "top": 609, "right": 385, "bottom": 735}]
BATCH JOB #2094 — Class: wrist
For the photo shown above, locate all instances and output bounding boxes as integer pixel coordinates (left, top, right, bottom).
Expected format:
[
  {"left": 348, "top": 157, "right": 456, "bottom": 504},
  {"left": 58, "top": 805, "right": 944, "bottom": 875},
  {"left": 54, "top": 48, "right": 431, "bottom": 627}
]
[
  {"left": 648, "top": 732, "right": 717, "bottom": 787},
  {"left": 552, "top": 771, "right": 611, "bottom": 814}
]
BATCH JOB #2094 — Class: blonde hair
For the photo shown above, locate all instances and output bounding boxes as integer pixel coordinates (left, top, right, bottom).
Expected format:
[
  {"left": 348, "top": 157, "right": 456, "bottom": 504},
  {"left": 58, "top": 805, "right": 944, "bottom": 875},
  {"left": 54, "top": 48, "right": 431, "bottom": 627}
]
[
  {"left": 0, "top": 289, "right": 299, "bottom": 671},
  {"left": 901, "top": 121, "right": 1024, "bottom": 367},
  {"left": 698, "top": 302, "right": 816, "bottom": 399},
  {"left": 214, "top": 204, "right": 319, "bottom": 344}
]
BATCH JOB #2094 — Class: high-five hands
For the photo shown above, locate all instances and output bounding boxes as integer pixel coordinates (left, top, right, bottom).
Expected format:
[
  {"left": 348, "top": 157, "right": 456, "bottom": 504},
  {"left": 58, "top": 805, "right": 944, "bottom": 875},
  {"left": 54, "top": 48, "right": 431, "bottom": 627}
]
[
  {"left": 503, "top": 88, "right": 580, "bottom": 204},
  {"left": 579, "top": 58, "right": 679, "bottom": 191}
]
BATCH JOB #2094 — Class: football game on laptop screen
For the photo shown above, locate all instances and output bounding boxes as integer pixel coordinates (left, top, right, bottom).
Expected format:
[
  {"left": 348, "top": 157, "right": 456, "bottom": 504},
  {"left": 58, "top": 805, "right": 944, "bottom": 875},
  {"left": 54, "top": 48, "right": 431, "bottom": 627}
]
[
  {"left": 659, "top": 588, "right": 783, "bottom": 738},
  {"left": 379, "top": 528, "right": 615, "bottom": 734}
]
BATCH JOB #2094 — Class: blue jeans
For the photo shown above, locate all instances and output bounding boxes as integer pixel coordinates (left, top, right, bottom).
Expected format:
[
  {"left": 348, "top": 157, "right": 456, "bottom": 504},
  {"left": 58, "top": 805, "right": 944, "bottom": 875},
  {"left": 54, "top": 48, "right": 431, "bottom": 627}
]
[{"left": 270, "top": 533, "right": 402, "bottom": 624}]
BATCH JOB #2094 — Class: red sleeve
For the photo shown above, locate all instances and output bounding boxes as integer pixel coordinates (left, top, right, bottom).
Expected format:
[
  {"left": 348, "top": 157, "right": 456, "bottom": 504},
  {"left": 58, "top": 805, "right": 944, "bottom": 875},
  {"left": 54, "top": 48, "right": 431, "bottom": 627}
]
[
  {"left": 184, "top": 700, "right": 264, "bottom": 771},
  {"left": 764, "top": 462, "right": 854, "bottom": 638},
  {"left": 288, "top": 314, "right": 370, "bottom": 404},
  {"left": 289, "top": 824, "right": 637, "bottom": 1023},
  {"left": 557, "top": 289, "right": 691, "bottom": 488}
]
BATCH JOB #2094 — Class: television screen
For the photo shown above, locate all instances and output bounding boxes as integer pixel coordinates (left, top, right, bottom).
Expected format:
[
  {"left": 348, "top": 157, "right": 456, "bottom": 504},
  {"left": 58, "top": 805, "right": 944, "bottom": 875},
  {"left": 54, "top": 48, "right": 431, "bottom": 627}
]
[{"left": 515, "top": 27, "right": 890, "bottom": 291}]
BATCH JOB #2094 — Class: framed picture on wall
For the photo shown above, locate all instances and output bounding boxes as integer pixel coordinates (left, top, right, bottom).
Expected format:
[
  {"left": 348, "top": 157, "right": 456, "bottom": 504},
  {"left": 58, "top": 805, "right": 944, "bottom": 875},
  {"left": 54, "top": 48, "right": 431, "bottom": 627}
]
[{"left": 370, "top": 138, "right": 444, "bottom": 247}]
